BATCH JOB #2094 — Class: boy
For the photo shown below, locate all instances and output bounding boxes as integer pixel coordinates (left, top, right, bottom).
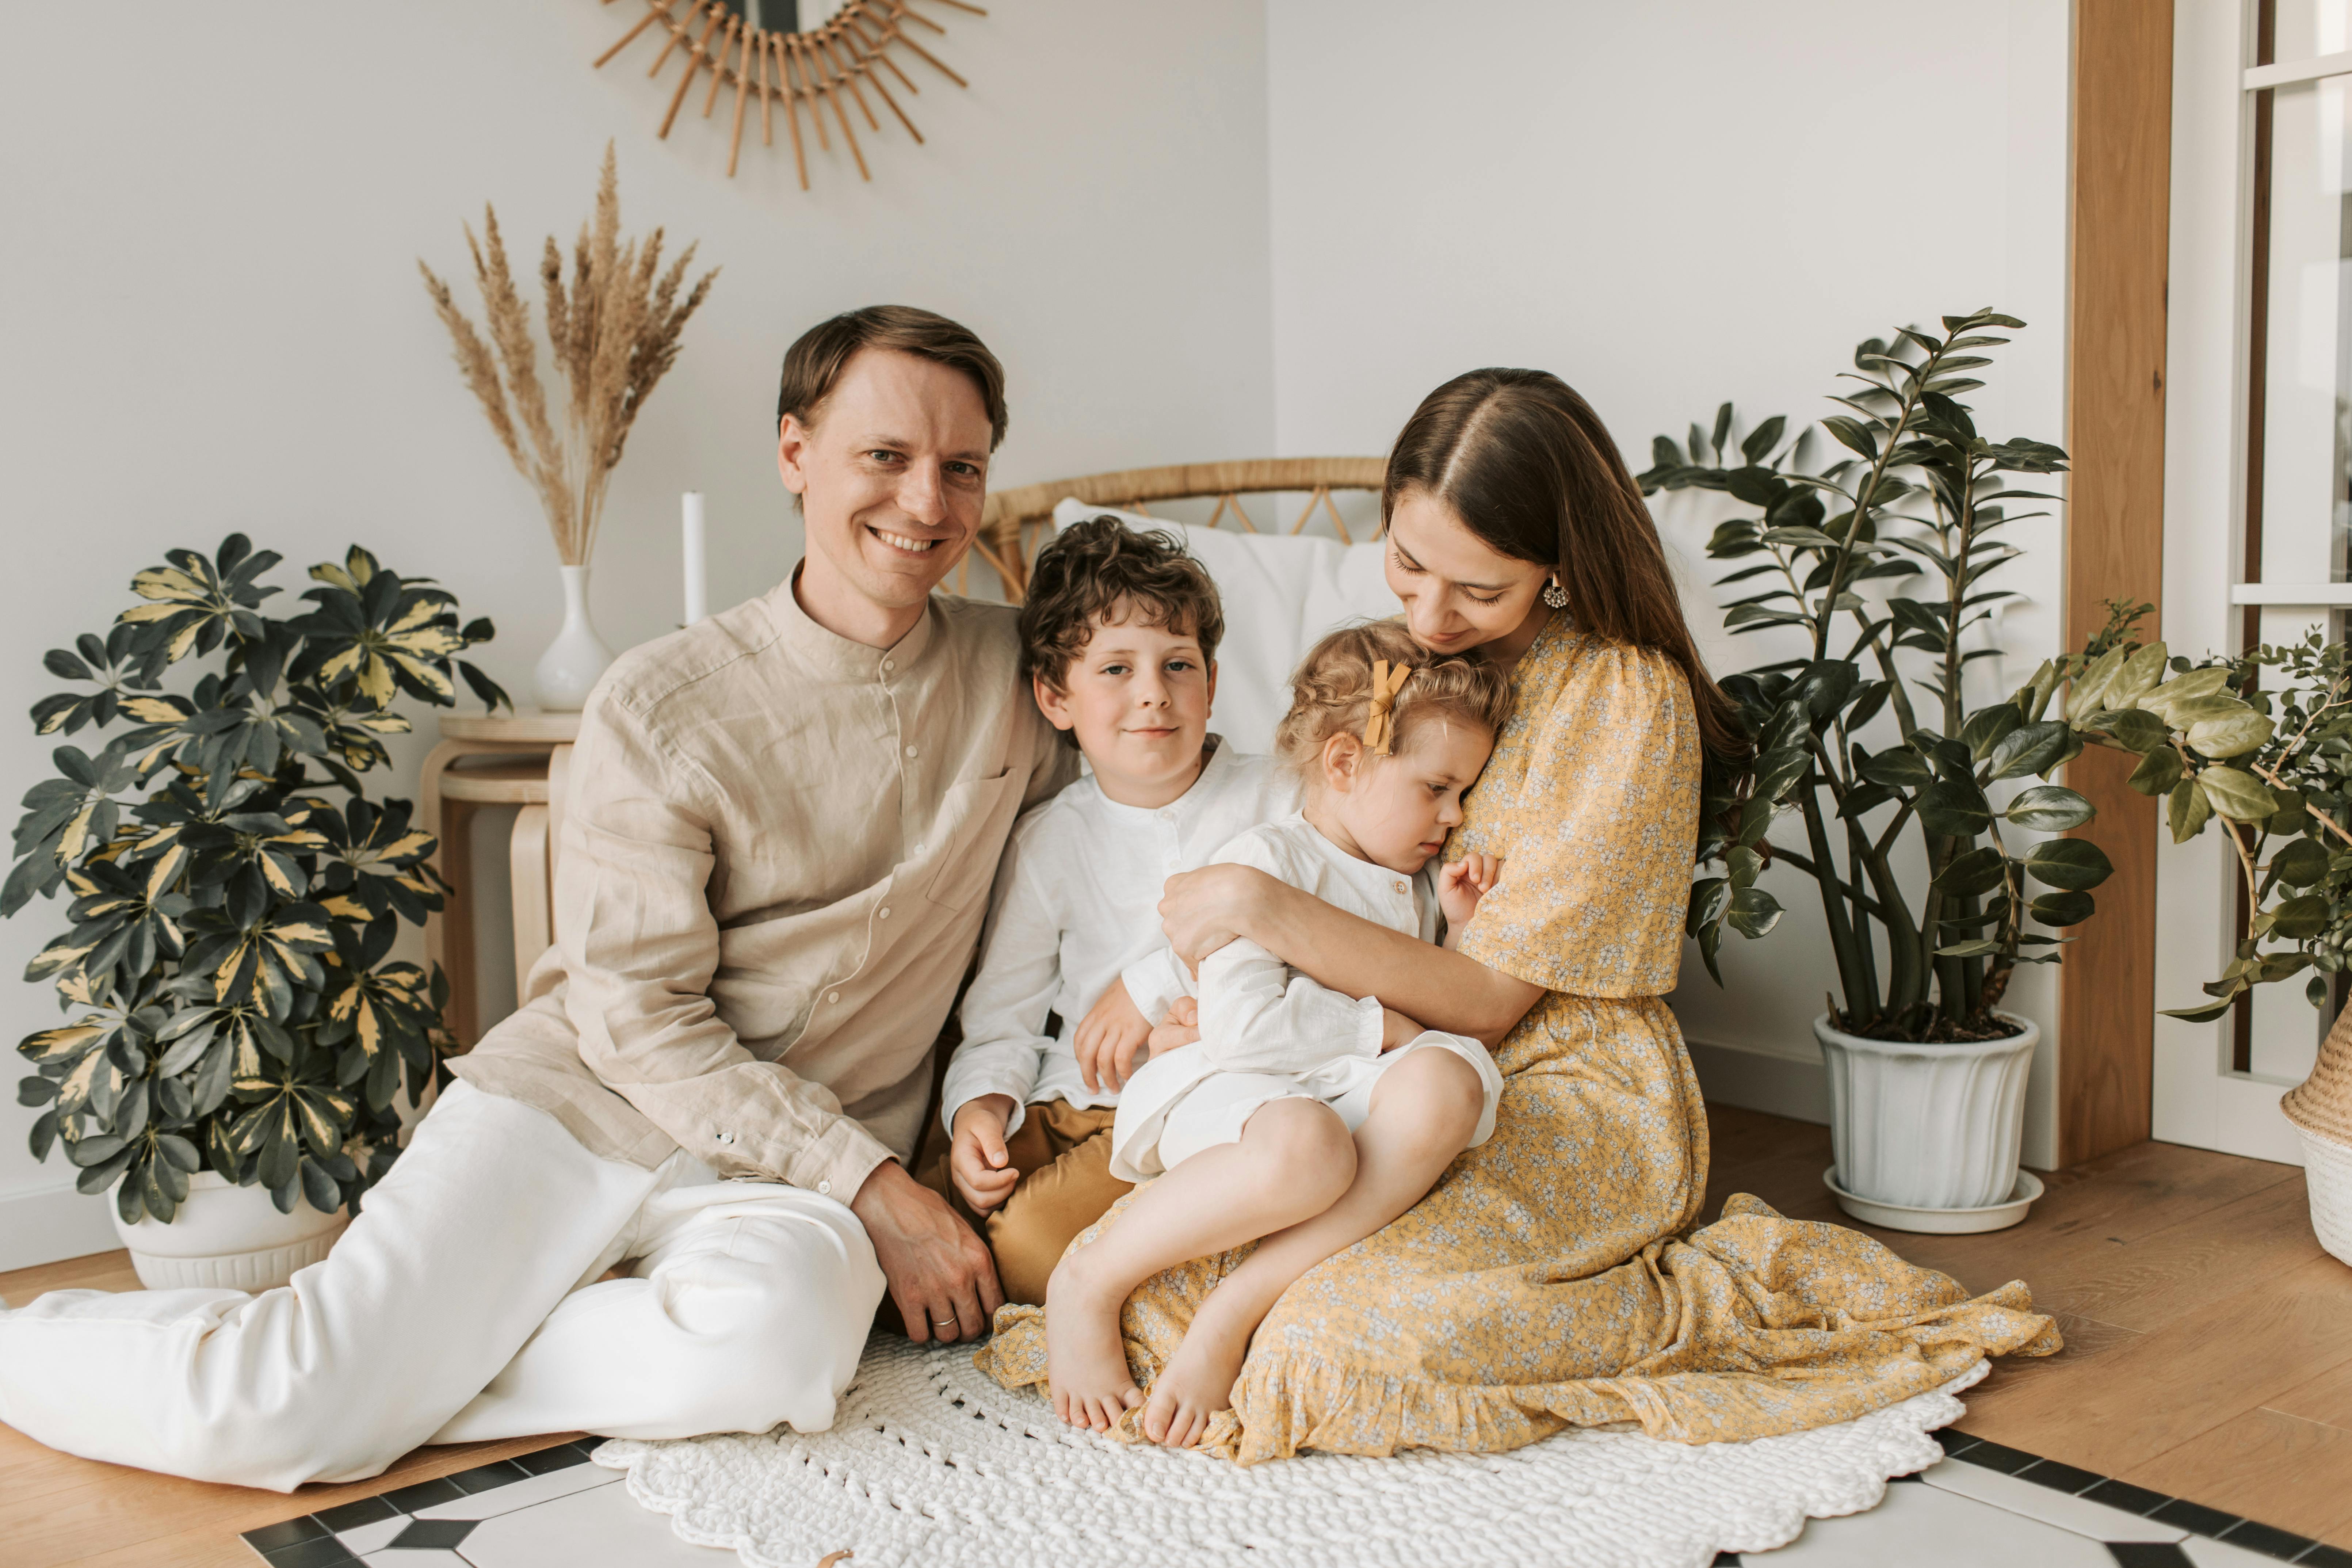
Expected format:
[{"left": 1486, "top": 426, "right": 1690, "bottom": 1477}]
[{"left": 921, "top": 516, "right": 1293, "bottom": 1304}]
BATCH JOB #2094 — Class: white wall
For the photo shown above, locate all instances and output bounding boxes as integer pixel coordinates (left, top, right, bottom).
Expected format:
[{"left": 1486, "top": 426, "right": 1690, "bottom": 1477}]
[
  {"left": 1263, "top": 0, "right": 2076, "bottom": 1165},
  {"left": 0, "top": 1, "right": 1278, "bottom": 1267},
  {"left": 0, "top": 0, "right": 2086, "bottom": 1270}
]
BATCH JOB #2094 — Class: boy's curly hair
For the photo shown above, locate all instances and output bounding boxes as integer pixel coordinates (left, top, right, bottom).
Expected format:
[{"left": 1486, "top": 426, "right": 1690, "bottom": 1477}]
[
  {"left": 1274, "top": 621, "right": 1515, "bottom": 783},
  {"left": 1017, "top": 516, "right": 1226, "bottom": 703}
]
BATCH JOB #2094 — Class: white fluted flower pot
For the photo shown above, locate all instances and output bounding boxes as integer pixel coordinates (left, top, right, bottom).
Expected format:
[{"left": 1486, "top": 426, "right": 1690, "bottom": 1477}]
[
  {"left": 1814, "top": 1010, "right": 2041, "bottom": 1233},
  {"left": 111, "top": 1171, "right": 349, "bottom": 1292},
  {"left": 534, "top": 562, "right": 615, "bottom": 711}
]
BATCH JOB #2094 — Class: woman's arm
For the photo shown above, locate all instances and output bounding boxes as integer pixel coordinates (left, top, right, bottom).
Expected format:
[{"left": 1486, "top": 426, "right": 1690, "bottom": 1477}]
[{"left": 1159, "top": 864, "right": 1545, "bottom": 1047}]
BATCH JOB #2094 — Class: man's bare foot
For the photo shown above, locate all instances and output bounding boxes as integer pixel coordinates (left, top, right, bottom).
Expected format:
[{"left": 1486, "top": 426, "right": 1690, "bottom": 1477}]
[
  {"left": 1141, "top": 1295, "right": 1254, "bottom": 1448},
  {"left": 1043, "top": 1254, "right": 1142, "bottom": 1431}
]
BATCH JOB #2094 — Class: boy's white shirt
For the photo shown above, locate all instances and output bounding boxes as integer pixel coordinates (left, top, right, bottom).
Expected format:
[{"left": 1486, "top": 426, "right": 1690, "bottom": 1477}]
[
  {"left": 943, "top": 737, "right": 1297, "bottom": 1137},
  {"left": 1172, "top": 812, "right": 1442, "bottom": 1074}
]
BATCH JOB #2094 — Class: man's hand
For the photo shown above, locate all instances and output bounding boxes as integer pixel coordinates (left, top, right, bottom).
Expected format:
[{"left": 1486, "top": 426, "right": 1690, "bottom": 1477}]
[
  {"left": 849, "top": 1157, "right": 1003, "bottom": 1344},
  {"left": 949, "top": 1095, "right": 1021, "bottom": 1214},
  {"left": 1146, "top": 995, "right": 1200, "bottom": 1057},
  {"left": 1437, "top": 852, "right": 1501, "bottom": 935},
  {"left": 1379, "top": 1006, "right": 1426, "bottom": 1053},
  {"left": 1074, "top": 977, "right": 1153, "bottom": 1092}
]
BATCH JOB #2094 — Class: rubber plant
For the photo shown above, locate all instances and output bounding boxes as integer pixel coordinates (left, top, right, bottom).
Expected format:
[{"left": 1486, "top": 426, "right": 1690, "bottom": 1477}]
[
  {"left": 1645, "top": 308, "right": 2112, "bottom": 1041},
  {"left": 7, "top": 537, "right": 509, "bottom": 1223}
]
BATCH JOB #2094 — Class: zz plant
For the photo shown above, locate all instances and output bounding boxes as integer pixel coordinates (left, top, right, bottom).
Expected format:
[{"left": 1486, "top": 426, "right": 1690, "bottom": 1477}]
[
  {"left": 1647, "top": 308, "right": 2112, "bottom": 1042},
  {"left": 7, "top": 537, "right": 508, "bottom": 1223}
]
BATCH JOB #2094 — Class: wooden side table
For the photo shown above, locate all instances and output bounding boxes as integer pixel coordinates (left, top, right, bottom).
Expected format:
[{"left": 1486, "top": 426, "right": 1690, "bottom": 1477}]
[{"left": 421, "top": 712, "right": 580, "bottom": 1046}]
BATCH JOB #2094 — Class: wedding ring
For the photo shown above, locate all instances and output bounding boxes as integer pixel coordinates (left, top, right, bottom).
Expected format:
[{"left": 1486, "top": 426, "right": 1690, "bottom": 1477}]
[{"left": 932, "top": 1316, "right": 958, "bottom": 1329}]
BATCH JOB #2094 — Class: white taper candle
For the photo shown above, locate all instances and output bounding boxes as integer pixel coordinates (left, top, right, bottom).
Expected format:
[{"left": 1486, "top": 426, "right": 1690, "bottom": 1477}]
[{"left": 682, "top": 492, "right": 708, "bottom": 626}]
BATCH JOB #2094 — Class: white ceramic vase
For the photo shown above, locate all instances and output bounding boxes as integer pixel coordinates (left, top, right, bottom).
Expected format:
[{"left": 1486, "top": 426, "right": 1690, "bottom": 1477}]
[
  {"left": 111, "top": 1171, "right": 350, "bottom": 1291},
  {"left": 1814, "top": 1010, "right": 2040, "bottom": 1232},
  {"left": 534, "top": 563, "right": 615, "bottom": 712}
]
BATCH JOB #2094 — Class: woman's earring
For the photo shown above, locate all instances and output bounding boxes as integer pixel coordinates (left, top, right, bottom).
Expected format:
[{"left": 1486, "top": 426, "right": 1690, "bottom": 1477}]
[{"left": 1542, "top": 576, "right": 1569, "bottom": 610}]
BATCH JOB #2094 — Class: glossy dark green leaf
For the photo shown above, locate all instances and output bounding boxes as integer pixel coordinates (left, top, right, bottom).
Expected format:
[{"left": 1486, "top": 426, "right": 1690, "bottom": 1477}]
[
  {"left": 2028, "top": 889, "right": 2095, "bottom": 927},
  {"left": 1917, "top": 779, "right": 1993, "bottom": 838},
  {"left": 2005, "top": 785, "right": 2095, "bottom": 831},
  {"left": 1857, "top": 747, "right": 1932, "bottom": 789},
  {"left": 1934, "top": 846, "right": 2008, "bottom": 897},
  {"left": 1987, "top": 721, "right": 2072, "bottom": 781},
  {"left": 2024, "top": 839, "right": 2114, "bottom": 891},
  {"left": 1725, "top": 886, "right": 1783, "bottom": 939}
]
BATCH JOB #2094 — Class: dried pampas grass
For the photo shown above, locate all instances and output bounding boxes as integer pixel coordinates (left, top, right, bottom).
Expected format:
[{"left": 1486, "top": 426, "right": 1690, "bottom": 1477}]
[{"left": 420, "top": 144, "right": 718, "bottom": 566}]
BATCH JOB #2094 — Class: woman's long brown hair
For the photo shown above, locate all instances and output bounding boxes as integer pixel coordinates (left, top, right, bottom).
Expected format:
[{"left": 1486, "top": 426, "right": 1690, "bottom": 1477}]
[{"left": 1382, "top": 367, "right": 1745, "bottom": 759}]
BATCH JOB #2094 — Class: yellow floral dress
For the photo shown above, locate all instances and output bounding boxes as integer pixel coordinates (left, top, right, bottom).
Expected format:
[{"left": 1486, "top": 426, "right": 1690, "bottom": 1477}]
[{"left": 979, "top": 615, "right": 2059, "bottom": 1463}]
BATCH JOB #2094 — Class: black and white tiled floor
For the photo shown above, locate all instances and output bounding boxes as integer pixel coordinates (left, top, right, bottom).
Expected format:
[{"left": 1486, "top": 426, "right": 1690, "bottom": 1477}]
[
  {"left": 237, "top": 1440, "right": 716, "bottom": 1567},
  {"left": 240, "top": 1429, "right": 2352, "bottom": 1567}
]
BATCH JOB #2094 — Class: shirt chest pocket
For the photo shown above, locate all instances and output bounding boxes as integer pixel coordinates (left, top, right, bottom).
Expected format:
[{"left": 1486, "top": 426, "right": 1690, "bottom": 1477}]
[{"left": 924, "top": 770, "right": 1023, "bottom": 914}]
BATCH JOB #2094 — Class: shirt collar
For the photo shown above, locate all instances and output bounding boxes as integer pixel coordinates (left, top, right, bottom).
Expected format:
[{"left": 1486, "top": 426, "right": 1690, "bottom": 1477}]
[
  {"left": 763, "top": 564, "right": 939, "bottom": 679},
  {"left": 1085, "top": 733, "right": 1236, "bottom": 824}
]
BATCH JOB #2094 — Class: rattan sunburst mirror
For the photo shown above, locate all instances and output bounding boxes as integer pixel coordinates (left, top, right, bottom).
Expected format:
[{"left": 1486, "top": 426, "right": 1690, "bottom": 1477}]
[{"left": 594, "top": 0, "right": 986, "bottom": 188}]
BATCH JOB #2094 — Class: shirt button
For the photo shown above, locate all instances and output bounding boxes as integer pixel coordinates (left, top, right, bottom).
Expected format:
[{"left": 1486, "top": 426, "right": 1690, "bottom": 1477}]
[
  {"left": 817, "top": 1179, "right": 832, "bottom": 1195},
  {"left": 878, "top": 907, "right": 891, "bottom": 920},
  {"left": 1394, "top": 880, "right": 1409, "bottom": 895},
  {"left": 881, "top": 659, "right": 895, "bottom": 674},
  {"left": 905, "top": 744, "right": 919, "bottom": 759},
  {"left": 715, "top": 1130, "right": 736, "bottom": 1145},
  {"left": 827, "top": 991, "right": 841, "bottom": 1004},
  {"left": 1158, "top": 809, "right": 1176, "bottom": 821}
]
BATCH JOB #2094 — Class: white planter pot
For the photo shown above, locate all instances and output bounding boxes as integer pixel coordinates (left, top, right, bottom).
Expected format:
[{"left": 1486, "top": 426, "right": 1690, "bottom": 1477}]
[
  {"left": 111, "top": 1171, "right": 349, "bottom": 1292},
  {"left": 534, "top": 562, "right": 615, "bottom": 712},
  {"left": 2298, "top": 1123, "right": 2352, "bottom": 1267},
  {"left": 1814, "top": 1010, "right": 2040, "bottom": 1231}
]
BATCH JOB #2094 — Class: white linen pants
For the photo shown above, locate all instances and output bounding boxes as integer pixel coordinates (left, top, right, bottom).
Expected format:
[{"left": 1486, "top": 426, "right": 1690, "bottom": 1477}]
[{"left": 0, "top": 1080, "right": 886, "bottom": 1492}]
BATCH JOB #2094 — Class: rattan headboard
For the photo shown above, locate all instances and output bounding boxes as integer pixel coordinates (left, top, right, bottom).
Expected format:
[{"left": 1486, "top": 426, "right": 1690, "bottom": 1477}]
[{"left": 969, "top": 457, "right": 1387, "bottom": 600}]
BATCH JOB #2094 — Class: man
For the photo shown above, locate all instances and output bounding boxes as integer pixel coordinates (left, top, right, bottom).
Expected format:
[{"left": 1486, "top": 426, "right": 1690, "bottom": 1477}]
[{"left": 0, "top": 306, "right": 1072, "bottom": 1489}]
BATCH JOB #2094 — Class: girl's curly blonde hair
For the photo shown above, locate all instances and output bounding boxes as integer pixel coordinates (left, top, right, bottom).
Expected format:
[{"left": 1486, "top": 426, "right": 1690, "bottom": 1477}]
[{"left": 1273, "top": 621, "right": 1516, "bottom": 785}]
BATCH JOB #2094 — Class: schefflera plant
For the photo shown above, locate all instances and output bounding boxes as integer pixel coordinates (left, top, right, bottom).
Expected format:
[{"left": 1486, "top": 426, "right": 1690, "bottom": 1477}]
[
  {"left": 1644, "top": 308, "right": 2114, "bottom": 1042},
  {"left": 2069, "top": 627, "right": 2352, "bottom": 1021},
  {"left": 7, "top": 537, "right": 509, "bottom": 1222}
]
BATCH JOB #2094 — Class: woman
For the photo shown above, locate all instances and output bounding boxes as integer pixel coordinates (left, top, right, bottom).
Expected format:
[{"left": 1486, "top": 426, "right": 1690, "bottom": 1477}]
[{"left": 982, "top": 369, "right": 2059, "bottom": 1462}]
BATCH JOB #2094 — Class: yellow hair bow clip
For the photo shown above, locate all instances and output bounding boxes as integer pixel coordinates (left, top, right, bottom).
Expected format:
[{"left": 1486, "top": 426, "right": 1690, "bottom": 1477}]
[{"left": 1362, "top": 659, "right": 1413, "bottom": 755}]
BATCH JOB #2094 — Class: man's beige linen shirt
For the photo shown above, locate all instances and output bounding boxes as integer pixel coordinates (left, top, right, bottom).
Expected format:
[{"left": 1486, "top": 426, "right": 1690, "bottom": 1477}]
[{"left": 451, "top": 573, "right": 1074, "bottom": 1202}]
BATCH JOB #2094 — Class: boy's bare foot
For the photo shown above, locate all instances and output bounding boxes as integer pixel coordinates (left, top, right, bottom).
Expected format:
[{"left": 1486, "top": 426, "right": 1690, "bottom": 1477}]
[
  {"left": 1043, "top": 1254, "right": 1142, "bottom": 1432},
  {"left": 1141, "top": 1294, "right": 1253, "bottom": 1448}
]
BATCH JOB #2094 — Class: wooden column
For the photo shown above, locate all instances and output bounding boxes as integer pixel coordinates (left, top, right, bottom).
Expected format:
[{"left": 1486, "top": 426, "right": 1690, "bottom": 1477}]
[{"left": 2061, "top": 0, "right": 2173, "bottom": 1164}]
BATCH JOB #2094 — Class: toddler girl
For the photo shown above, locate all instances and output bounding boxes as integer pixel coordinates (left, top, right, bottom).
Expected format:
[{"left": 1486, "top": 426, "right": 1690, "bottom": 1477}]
[{"left": 1043, "top": 621, "right": 1515, "bottom": 1447}]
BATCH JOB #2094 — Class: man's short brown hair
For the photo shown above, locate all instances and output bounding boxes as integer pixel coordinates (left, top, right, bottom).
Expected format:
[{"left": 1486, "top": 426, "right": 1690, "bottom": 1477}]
[
  {"left": 775, "top": 305, "right": 1008, "bottom": 450},
  {"left": 1018, "top": 519, "right": 1226, "bottom": 740}
]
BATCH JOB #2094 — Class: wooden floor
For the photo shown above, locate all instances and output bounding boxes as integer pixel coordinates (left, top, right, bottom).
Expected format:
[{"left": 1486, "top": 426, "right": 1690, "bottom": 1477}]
[{"left": 2, "top": 1105, "right": 2345, "bottom": 1567}]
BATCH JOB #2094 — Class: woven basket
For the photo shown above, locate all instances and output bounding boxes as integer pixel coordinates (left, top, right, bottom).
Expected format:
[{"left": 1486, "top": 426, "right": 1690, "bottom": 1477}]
[
  {"left": 2301, "top": 1124, "right": 2352, "bottom": 1267},
  {"left": 2284, "top": 1005, "right": 2352, "bottom": 1267}
]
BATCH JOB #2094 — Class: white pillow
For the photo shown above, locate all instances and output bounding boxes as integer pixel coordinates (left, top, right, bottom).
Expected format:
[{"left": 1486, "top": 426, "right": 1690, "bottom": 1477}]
[{"left": 1049, "top": 498, "right": 1401, "bottom": 755}]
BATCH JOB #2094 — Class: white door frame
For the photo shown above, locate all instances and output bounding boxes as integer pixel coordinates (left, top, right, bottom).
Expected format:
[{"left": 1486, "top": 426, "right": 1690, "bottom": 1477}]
[{"left": 2153, "top": 0, "right": 2345, "bottom": 1164}]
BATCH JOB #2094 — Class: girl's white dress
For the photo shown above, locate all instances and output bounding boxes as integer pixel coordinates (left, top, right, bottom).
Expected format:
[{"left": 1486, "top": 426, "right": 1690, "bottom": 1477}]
[{"left": 1106, "top": 813, "right": 1504, "bottom": 1183}]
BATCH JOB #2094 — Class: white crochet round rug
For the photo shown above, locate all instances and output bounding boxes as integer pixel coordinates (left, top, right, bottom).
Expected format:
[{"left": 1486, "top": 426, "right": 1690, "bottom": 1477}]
[{"left": 592, "top": 1337, "right": 1987, "bottom": 1568}]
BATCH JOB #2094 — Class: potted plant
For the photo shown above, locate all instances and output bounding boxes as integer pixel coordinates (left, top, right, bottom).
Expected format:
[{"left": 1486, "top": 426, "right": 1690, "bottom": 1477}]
[
  {"left": 2074, "top": 626, "right": 2352, "bottom": 1264},
  {"left": 1646, "top": 308, "right": 2112, "bottom": 1232},
  {"left": 8, "top": 536, "right": 508, "bottom": 1289}
]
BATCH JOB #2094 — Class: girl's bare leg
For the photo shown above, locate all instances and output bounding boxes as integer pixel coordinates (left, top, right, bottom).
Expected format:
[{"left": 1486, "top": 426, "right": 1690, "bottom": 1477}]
[
  {"left": 1045, "top": 1098, "right": 1356, "bottom": 1431},
  {"left": 1141, "top": 1049, "right": 1486, "bottom": 1448}
]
